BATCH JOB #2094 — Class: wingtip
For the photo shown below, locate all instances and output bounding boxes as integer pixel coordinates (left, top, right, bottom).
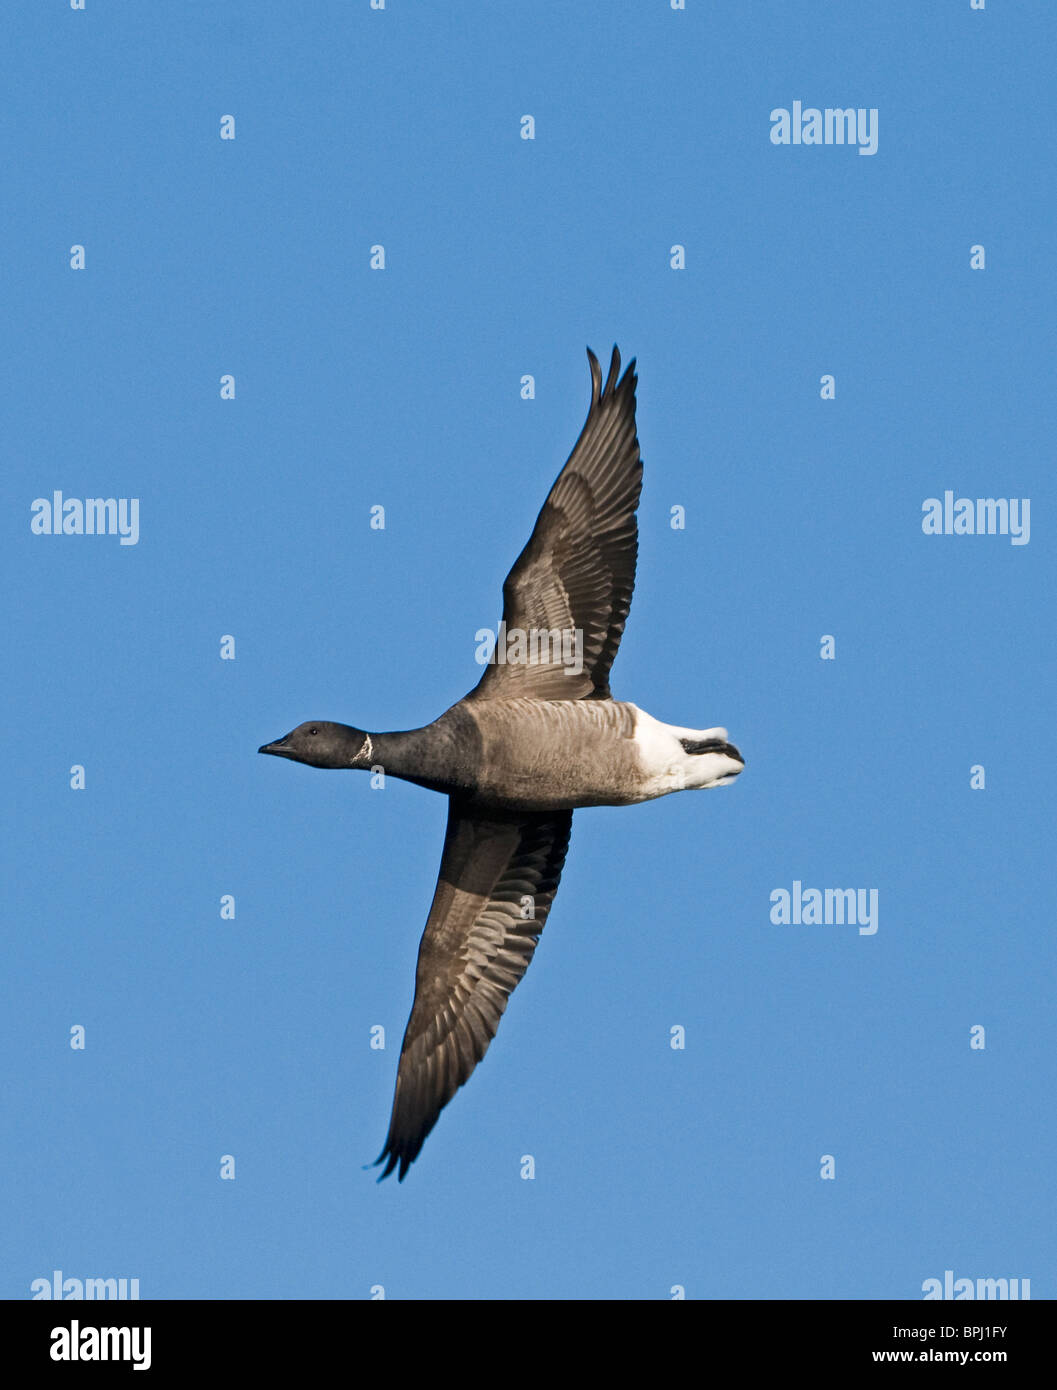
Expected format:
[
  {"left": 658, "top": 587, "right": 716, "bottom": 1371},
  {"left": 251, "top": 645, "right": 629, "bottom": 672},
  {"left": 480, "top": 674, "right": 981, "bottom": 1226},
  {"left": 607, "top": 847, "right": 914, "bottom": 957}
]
[
  {"left": 604, "top": 344, "right": 621, "bottom": 395},
  {"left": 587, "top": 344, "right": 631, "bottom": 404},
  {"left": 586, "top": 344, "right": 636, "bottom": 405},
  {"left": 586, "top": 346, "right": 602, "bottom": 405},
  {"left": 371, "top": 1146, "right": 396, "bottom": 1182},
  {"left": 372, "top": 1141, "right": 415, "bottom": 1183}
]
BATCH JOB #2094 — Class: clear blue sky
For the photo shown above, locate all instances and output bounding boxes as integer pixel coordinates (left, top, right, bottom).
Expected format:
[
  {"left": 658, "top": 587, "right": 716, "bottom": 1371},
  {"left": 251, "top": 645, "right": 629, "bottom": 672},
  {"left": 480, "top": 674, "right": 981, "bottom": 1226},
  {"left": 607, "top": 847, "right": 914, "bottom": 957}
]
[{"left": 5, "top": 1, "right": 1053, "bottom": 1300}]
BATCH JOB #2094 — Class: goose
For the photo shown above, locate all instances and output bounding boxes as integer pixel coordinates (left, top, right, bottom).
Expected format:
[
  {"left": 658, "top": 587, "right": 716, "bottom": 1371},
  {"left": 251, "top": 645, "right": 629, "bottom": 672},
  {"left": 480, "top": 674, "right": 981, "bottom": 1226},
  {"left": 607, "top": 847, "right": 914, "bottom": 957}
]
[{"left": 259, "top": 347, "right": 744, "bottom": 1180}]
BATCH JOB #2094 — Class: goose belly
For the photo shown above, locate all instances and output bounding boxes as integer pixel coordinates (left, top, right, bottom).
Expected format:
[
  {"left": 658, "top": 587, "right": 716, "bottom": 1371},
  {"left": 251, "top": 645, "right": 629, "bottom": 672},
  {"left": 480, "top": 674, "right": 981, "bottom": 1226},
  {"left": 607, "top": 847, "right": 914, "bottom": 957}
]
[{"left": 466, "top": 699, "right": 646, "bottom": 811}]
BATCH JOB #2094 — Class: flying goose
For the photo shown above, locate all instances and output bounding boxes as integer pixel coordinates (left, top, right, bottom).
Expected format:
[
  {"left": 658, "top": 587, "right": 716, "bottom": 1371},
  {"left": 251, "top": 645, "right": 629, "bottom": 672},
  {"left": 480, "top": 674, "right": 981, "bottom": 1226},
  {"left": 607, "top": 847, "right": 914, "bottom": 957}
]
[{"left": 259, "top": 347, "right": 744, "bottom": 1180}]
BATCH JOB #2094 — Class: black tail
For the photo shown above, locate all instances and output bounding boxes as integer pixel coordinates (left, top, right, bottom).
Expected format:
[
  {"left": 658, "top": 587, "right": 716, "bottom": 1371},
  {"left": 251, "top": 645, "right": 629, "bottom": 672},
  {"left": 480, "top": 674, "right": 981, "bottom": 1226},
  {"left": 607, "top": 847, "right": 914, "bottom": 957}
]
[{"left": 680, "top": 737, "right": 743, "bottom": 762}]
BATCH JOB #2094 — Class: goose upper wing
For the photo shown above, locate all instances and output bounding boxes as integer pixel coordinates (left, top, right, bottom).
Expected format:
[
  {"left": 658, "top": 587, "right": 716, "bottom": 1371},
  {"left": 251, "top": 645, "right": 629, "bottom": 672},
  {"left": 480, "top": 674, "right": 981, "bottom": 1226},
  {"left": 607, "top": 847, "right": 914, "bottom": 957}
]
[
  {"left": 375, "top": 798, "right": 572, "bottom": 1181},
  {"left": 469, "top": 345, "right": 642, "bottom": 702}
]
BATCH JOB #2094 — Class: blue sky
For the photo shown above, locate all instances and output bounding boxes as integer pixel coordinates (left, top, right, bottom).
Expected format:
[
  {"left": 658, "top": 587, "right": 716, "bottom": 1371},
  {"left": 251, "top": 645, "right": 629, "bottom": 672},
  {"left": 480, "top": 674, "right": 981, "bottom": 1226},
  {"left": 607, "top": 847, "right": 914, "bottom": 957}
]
[{"left": 5, "top": 1, "right": 1054, "bottom": 1300}]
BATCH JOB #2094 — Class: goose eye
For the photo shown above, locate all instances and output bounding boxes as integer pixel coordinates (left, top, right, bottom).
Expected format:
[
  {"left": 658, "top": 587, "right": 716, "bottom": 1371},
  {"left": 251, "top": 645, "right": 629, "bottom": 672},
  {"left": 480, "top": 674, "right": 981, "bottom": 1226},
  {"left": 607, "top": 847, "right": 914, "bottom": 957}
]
[{"left": 309, "top": 727, "right": 319, "bottom": 735}]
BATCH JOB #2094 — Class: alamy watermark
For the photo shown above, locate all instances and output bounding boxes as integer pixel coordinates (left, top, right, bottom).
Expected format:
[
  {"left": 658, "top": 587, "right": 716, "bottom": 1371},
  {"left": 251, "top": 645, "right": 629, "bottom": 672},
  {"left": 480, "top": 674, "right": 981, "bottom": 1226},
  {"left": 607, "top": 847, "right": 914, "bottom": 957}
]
[
  {"left": 49, "top": 1321, "right": 151, "bottom": 1371},
  {"left": 922, "top": 1270, "right": 1030, "bottom": 1300},
  {"left": 770, "top": 102, "right": 878, "bottom": 156},
  {"left": 475, "top": 621, "right": 583, "bottom": 676},
  {"left": 770, "top": 881, "right": 878, "bottom": 936},
  {"left": 30, "top": 491, "right": 140, "bottom": 545},
  {"left": 31, "top": 1270, "right": 140, "bottom": 1299},
  {"left": 921, "top": 492, "right": 1030, "bottom": 545}
]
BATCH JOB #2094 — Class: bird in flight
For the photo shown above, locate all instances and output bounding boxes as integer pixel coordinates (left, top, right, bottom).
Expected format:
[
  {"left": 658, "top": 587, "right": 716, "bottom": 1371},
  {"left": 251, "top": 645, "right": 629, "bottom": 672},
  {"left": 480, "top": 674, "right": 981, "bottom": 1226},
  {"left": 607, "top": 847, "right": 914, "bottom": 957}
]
[{"left": 259, "top": 347, "right": 744, "bottom": 1180}]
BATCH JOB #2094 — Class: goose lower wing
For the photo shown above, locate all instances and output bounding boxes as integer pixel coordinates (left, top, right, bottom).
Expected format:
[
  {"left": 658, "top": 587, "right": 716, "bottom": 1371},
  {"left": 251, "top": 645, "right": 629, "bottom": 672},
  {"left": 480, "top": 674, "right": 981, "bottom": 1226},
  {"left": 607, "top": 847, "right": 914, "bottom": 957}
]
[{"left": 375, "top": 798, "right": 573, "bottom": 1181}]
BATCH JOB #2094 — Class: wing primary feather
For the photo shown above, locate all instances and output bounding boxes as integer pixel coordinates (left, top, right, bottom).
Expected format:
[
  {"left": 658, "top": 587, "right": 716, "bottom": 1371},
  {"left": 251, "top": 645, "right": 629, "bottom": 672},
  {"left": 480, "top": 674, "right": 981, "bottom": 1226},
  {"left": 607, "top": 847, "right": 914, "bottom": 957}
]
[
  {"left": 603, "top": 344, "right": 620, "bottom": 396},
  {"left": 587, "top": 345, "right": 602, "bottom": 405}
]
